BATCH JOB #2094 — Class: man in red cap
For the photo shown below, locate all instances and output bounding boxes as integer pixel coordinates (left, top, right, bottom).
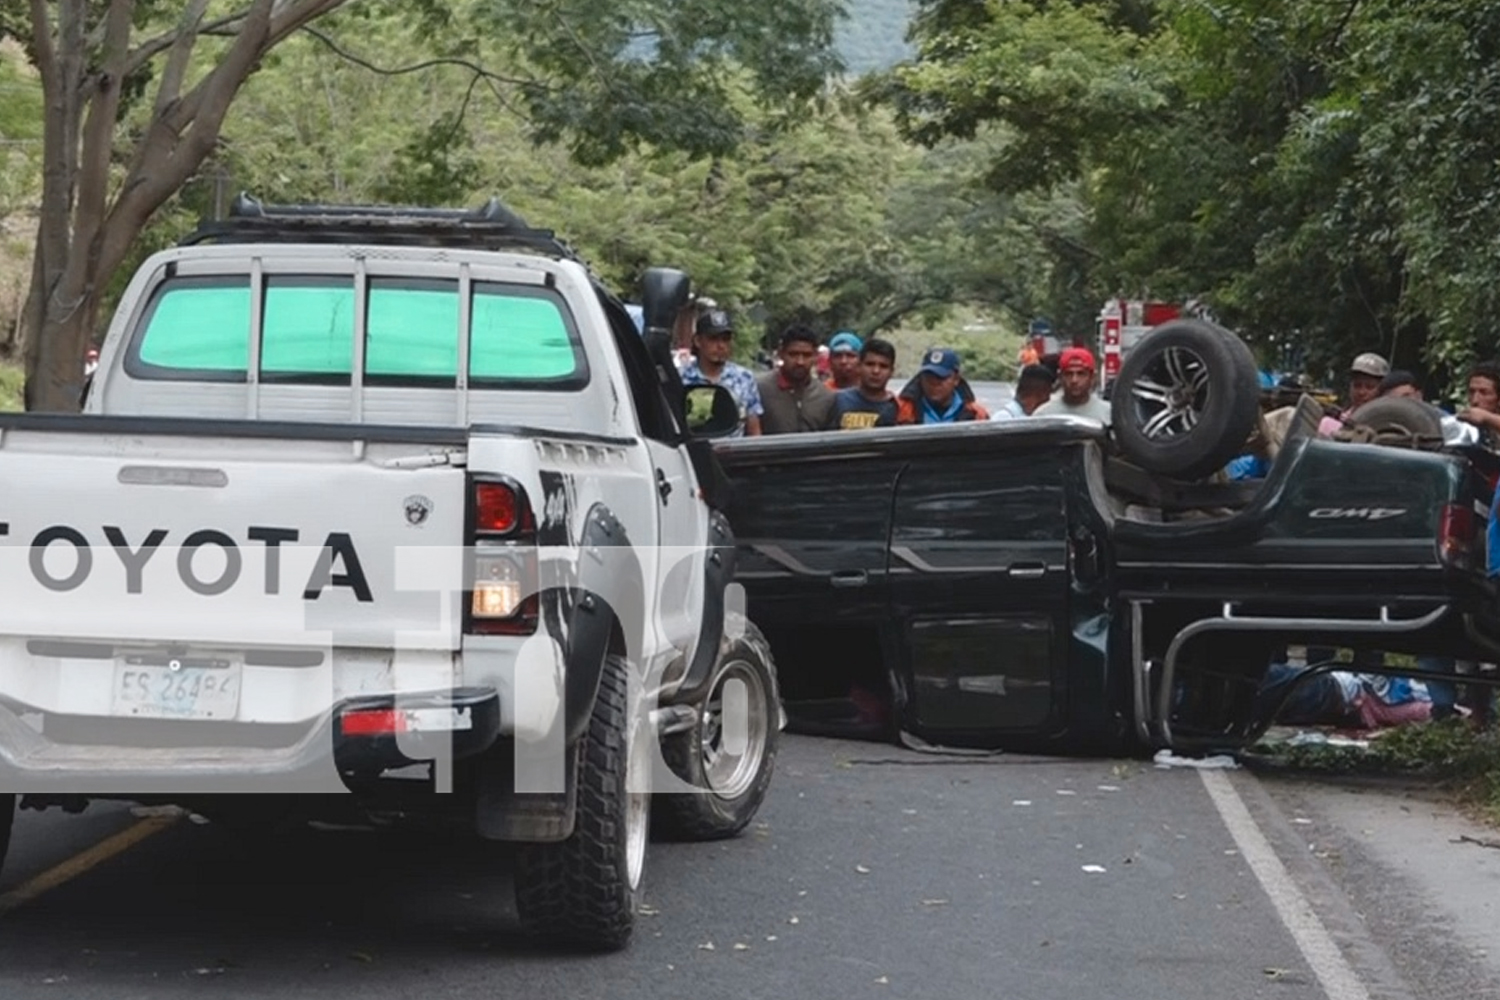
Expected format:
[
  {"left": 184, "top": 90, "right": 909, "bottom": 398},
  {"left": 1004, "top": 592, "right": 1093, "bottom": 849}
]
[{"left": 1034, "top": 346, "right": 1111, "bottom": 425}]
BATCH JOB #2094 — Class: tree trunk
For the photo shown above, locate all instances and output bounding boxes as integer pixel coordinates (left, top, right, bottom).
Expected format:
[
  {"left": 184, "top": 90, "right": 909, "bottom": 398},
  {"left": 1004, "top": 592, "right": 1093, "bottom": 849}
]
[
  {"left": 18, "top": 0, "right": 351, "bottom": 413},
  {"left": 22, "top": 284, "right": 97, "bottom": 413}
]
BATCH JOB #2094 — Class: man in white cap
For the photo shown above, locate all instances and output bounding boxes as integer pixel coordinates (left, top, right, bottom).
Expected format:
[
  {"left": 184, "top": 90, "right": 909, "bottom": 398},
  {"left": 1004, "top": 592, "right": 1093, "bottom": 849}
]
[
  {"left": 1346, "top": 352, "right": 1390, "bottom": 414},
  {"left": 1319, "top": 351, "right": 1390, "bottom": 435}
]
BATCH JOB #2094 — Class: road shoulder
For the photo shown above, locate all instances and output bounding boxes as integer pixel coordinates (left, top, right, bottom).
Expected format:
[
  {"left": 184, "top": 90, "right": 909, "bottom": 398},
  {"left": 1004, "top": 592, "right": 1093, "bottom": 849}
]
[{"left": 1257, "top": 772, "right": 1500, "bottom": 1000}]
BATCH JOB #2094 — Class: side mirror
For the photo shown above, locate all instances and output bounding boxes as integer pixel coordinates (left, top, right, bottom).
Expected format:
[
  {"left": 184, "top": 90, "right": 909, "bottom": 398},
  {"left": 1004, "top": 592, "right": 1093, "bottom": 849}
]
[
  {"left": 641, "top": 267, "right": 691, "bottom": 373},
  {"left": 641, "top": 268, "right": 691, "bottom": 338},
  {"left": 684, "top": 384, "right": 741, "bottom": 438}
]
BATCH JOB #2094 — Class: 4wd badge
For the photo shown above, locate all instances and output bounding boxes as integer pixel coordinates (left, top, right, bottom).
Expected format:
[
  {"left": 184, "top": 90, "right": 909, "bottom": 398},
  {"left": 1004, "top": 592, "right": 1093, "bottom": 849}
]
[
  {"left": 403, "top": 494, "right": 434, "bottom": 527},
  {"left": 1308, "top": 507, "right": 1407, "bottom": 521}
]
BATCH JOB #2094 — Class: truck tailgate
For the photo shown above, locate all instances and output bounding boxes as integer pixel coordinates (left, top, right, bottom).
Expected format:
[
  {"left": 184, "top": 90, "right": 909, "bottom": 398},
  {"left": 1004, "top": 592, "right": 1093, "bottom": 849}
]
[{"left": 0, "top": 429, "right": 468, "bottom": 651}]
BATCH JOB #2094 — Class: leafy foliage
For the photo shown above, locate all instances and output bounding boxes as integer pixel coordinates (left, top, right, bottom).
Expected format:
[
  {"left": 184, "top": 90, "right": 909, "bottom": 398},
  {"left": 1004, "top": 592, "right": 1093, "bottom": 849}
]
[
  {"left": 883, "top": 0, "right": 1500, "bottom": 391},
  {"left": 100, "top": 15, "right": 1057, "bottom": 357}
]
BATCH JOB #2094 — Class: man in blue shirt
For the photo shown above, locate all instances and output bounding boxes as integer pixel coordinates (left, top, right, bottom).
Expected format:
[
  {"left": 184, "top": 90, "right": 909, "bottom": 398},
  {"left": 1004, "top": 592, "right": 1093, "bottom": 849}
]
[
  {"left": 894, "top": 348, "right": 990, "bottom": 424},
  {"left": 831, "top": 338, "right": 900, "bottom": 430},
  {"left": 680, "top": 308, "right": 763, "bottom": 437}
]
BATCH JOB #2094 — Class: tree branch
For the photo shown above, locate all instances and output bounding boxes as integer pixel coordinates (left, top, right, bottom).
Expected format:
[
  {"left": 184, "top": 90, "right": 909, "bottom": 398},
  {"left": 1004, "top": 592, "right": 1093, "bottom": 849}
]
[
  {"left": 103, "top": 0, "right": 353, "bottom": 281},
  {"left": 153, "top": 0, "right": 213, "bottom": 121},
  {"left": 866, "top": 294, "right": 943, "bottom": 334},
  {"left": 105, "top": 0, "right": 280, "bottom": 276},
  {"left": 31, "top": 0, "right": 83, "bottom": 276},
  {"left": 73, "top": 0, "right": 135, "bottom": 255},
  {"left": 1322, "top": 0, "right": 1362, "bottom": 52},
  {"left": 124, "top": 10, "right": 243, "bottom": 77},
  {"left": 300, "top": 25, "right": 533, "bottom": 86},
  {"left": 27, "top": 0, "right": 56, "bottom": 84}
]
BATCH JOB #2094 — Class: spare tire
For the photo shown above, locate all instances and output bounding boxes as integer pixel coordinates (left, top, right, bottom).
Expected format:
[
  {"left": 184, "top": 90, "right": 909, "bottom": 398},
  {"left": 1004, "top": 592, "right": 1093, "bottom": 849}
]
[
  {"left": 1111, "top": 319, "right": 1261, "bottom": 480},
  {"left": 1343, "top": 396, "right": 1444, "bottom": 443}
]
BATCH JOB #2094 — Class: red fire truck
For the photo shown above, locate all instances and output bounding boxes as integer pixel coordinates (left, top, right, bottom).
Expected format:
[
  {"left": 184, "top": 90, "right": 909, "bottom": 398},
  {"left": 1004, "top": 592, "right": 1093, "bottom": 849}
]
[{"left": 1097, "top": 298, "right": 1211, "bottom": 391}]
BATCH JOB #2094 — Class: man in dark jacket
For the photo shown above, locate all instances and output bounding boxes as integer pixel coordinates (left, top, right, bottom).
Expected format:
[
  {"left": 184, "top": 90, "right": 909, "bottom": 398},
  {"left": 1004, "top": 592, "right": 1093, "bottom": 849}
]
[{"left": 895, "top": 347, "right": 989, "bottom": 424}]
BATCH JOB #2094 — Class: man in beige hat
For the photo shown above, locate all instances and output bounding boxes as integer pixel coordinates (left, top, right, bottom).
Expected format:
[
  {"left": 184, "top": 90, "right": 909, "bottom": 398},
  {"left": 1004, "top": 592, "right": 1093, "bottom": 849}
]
[
  {"left": 1346, "top": 352, "right": 1390, "bottom": 413},
  {"left": 1314, "top": 351, "right": 1389, "bottom": 436}
]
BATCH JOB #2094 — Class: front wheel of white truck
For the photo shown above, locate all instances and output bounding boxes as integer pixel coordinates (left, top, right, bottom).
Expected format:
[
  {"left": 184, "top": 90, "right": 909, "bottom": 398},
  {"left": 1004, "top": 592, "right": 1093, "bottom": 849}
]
[{"left": 513, "top": 653, "right": 648, "bottom": 952}]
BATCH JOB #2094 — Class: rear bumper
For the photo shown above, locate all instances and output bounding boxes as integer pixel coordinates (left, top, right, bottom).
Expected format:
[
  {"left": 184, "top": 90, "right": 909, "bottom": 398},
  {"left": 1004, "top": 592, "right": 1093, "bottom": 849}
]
[{"left": 0, "top": 687, "right": 501, "bottom": 795}]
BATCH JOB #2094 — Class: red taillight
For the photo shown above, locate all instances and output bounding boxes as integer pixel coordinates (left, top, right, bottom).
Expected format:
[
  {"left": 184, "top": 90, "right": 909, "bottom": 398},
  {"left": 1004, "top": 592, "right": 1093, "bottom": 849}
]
[
  {"left": 466, "top": 477, "right": 538, "bottom": 636},
  {"left": 475, "top": 483, "right": 519, "bottom": 535},
  {"left": 341, "top": 708, "right": 405, "bottom": 736},
  {"left": 1439, "top": 503, "right": 1475, "bottom": 567}
]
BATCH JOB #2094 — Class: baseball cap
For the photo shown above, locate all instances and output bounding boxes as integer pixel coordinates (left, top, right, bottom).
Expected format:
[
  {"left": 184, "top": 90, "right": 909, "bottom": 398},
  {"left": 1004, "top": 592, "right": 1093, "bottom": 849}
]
[
  {"left": 918, "top": 347, "right": 961, "bottom": 379},
  {"left": 1058, "top": 347, "right": 1096, "bottom": 372},
  {"left": 828, "top": 331, "right": 863, "bottom": 355},
  {"left": 695, "top": 309, "right": 734, "bottom": 337},
  {"left": 1349, "top": 352, "right": 1390, "bottom": 378},
  {"left": 1379, "top": 369, "right": 1418, "bottom": 393}
]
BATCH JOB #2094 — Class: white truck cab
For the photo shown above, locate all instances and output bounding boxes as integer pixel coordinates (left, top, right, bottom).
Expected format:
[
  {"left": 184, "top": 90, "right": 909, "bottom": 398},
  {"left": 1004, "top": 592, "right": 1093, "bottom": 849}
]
[{"left": 0, "top": 197, "right": 779, "bottom": 951}]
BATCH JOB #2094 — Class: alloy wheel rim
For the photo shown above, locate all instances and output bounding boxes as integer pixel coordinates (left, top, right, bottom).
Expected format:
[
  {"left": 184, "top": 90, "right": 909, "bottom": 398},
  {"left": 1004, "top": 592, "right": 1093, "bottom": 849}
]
[{"left": 1127, "top": 346, "right": 1212, "bottom": 439}]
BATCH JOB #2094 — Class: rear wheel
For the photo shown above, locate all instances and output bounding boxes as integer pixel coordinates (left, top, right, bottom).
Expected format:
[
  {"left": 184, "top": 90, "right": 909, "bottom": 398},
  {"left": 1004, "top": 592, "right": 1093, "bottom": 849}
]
[
  {"left": 513, "top": 653, "right": 647, "bottom": 952},
  {"left": 654, "top": 616, "right": 779, "bottom": 841},
  {"left": 1112, "top": 319, "right": 1262, "bottom": 480}
]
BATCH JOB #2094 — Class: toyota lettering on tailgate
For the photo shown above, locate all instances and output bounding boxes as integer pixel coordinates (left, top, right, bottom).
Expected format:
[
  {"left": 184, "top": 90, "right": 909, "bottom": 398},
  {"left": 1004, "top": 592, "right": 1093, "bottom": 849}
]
[{"left": 0, "top": 522, "right": 374, "bottom": 601}]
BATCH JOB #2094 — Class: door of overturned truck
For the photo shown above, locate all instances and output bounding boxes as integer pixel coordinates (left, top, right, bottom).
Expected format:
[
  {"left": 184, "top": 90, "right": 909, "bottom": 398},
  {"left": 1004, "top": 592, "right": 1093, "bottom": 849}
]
[{"left": 716, "top": 420, "right": 1125, "bottom": 751}]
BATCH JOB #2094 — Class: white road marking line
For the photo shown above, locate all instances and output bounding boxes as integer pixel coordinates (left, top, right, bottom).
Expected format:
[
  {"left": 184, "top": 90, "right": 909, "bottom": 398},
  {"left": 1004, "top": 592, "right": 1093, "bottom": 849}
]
[
  {"left": 0, "top": 814, "right": 181, "bottom": 916},
  {"left": 1199, "top": 769, "right": 1370, "bottom": 1000}
]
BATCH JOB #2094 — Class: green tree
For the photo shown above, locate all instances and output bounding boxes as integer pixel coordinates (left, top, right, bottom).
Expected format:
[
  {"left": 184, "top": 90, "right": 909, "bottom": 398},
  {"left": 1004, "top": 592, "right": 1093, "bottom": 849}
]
[
  {"left": 0, "top": 0, "right": 846, "bottom": 411},
  {"left": 880, "top": 0, "right": 1500, "bottom": 391}
]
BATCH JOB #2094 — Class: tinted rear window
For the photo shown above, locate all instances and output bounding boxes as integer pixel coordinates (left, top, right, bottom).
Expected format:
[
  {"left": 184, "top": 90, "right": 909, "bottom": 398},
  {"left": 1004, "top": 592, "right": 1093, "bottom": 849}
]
[{"left": 127, "top": 274, "right": 587, "bottom": 388}]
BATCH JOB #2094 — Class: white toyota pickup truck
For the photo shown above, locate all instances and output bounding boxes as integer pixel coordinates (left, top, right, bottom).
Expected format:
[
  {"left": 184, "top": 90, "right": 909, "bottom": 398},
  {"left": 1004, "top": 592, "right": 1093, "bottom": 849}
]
[{"left": 0, "top": 196, "right": 778, "bottom": 950}]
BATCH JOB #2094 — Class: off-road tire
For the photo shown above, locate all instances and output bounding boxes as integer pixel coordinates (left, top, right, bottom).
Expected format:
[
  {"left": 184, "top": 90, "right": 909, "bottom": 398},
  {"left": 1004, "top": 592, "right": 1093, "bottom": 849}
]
[
  {"left": 1343, "top": 396, "right": 1445, "bottom": 446},
  {"left": 1112, "top": 319, "right": 1262, "bottom": 480},
  {"left": 653, "top": 615, "right": 779, "bottom": 841},
  {"left": 514, "top": 653, "right": 645, "bottom": 952}
]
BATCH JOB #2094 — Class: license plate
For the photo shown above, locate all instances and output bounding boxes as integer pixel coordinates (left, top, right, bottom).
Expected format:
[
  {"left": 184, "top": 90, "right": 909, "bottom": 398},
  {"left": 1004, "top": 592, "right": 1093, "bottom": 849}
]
[{"left": 112, "top": 655, "right": 242, "bottom": 720}]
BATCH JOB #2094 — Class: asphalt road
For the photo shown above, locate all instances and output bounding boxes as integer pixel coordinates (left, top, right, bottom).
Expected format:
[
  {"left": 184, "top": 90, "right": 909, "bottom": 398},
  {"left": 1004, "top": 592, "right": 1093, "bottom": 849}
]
[{"left": 0, "top": 736, "right": 1493, "bottom": 999}]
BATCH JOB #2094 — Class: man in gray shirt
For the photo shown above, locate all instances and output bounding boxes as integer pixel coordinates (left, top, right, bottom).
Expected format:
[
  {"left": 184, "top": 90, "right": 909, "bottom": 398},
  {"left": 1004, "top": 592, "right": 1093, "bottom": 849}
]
[
  {"left": 1034, "top": 347, "right": 1112, "bottom": 425},
  {"left": 757, "top": 324, "right": 837, "bottom": 433}
]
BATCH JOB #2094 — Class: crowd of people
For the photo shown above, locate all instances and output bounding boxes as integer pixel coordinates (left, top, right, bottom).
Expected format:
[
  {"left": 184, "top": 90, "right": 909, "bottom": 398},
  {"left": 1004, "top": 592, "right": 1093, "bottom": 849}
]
[
  {"left": 1252, "top": 349, "right": 1500, "bottom": 730},
  {"left": 674, "top": 301, "right": 1500, "bottom": 729},
  {"left": 675, "top": 309, "right": 1114, "bottom": 437}
]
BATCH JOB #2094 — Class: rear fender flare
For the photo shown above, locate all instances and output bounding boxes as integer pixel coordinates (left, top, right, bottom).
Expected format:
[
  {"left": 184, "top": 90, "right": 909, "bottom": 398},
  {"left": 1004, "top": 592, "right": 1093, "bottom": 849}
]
[{"left": 562, "top": 503, "right": 644, "bottom": 744}]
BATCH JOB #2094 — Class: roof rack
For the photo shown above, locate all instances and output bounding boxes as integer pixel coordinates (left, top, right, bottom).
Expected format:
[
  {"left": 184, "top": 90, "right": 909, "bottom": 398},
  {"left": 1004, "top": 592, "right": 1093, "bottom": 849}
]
[{"left": 179, "top": 193, "right": 589, "bottom": 264}]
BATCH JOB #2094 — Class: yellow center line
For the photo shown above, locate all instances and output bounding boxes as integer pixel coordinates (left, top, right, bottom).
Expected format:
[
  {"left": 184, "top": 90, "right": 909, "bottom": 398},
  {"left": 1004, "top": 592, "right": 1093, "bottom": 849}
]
[{"left": 0, "top": 814, "right": 182, "bottom": 916}]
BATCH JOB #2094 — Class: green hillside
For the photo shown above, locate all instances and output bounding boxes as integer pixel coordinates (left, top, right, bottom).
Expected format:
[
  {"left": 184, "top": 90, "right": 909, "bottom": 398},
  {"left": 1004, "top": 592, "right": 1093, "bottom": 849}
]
[{"left": 837, "top": 0, "right": 915, "bottom": 74}]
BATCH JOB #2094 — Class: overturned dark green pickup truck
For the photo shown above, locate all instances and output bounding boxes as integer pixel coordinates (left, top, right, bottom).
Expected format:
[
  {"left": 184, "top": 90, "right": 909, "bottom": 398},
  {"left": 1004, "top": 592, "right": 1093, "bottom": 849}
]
[{"left": 711, "top": 321, "right": 1500, "bottom": 754}]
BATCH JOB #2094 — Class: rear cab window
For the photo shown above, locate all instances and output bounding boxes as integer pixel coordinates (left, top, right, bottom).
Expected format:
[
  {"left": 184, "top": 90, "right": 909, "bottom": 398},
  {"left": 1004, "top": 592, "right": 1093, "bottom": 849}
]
[{"left": 125, "top": 272, "right": 588, "bottom": 389}]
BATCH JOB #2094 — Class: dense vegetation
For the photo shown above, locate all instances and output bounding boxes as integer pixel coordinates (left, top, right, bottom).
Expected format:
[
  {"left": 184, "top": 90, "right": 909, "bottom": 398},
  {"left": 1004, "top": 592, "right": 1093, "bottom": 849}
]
[
  {"left": 4, "top": 0, "right": 1500, "bottom": 399},
  {"left": 0, "top": 0, "right": 1044, "bottom": 388},
  {"left": 883, "top": 0, "right": 1500, "bottom": 400}
]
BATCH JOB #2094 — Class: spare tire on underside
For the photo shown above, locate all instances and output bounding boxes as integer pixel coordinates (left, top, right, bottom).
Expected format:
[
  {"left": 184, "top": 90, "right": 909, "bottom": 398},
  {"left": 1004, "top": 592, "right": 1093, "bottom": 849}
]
[
  {"left": 1341, "top": 395, "right": 1444, "bottom": 446},
  {"left": 1111, "top": 318, "right": 1262, "bottom": 480}
]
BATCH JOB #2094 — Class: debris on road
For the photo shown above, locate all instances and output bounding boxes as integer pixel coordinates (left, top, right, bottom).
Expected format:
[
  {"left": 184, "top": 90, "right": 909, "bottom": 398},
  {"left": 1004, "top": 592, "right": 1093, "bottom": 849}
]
[{"left": 1153, "top": 750, "right": 1239, "bottom": 770}]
